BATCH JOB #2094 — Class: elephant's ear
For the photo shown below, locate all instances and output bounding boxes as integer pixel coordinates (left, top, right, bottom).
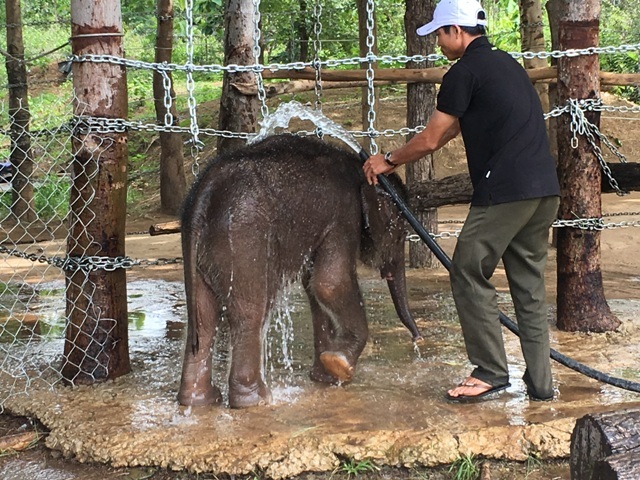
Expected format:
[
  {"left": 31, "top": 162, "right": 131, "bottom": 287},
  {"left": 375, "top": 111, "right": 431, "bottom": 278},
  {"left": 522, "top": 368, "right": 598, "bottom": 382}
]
[
  {"left": 360, "top": 184, "right": 373, "bottom": 233},
  {"left": 359, "top": 183, "right": 386, "bottom": 237}
]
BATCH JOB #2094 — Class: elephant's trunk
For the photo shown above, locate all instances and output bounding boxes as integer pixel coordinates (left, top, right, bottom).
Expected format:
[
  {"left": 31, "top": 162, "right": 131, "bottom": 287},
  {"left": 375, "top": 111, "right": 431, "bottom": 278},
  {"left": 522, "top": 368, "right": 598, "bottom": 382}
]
[{"left": 380, "top": 259, "right": 422, "bottom": 342}]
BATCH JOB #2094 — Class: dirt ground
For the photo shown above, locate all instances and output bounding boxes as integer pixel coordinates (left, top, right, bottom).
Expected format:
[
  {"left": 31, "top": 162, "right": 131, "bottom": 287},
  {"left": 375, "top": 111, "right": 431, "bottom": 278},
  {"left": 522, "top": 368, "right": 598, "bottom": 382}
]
[{"left": 1, "top": 88, "right": 640, "bottom": 479}]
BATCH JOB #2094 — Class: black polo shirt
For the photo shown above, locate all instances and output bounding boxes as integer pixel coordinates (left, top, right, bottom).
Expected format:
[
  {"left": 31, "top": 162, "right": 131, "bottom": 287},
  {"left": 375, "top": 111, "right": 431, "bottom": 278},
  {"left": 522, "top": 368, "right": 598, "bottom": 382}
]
[{"left": 437, "top": 36, "right": 560, "bottom": 206}]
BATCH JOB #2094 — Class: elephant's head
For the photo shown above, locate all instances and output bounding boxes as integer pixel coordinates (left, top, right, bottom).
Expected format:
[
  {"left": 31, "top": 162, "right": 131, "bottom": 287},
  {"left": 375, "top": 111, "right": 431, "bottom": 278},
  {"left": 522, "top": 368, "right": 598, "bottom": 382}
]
[{"left": 359, "top": 174, "right": 422, "bottom": 341}]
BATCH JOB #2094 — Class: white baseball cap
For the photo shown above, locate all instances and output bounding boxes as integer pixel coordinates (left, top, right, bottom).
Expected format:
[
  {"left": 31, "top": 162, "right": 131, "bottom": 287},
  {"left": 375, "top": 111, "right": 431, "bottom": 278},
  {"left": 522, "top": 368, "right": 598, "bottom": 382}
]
[{"left": 416, "top": 0, "right": 487, "bottom": 36}]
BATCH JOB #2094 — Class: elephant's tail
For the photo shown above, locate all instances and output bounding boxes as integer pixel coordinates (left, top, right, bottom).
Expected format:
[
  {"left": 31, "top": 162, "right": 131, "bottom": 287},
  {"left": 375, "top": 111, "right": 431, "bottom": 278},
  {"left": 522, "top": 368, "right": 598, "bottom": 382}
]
[{"left": 183, "top": 229, "right": 200, "bottom": 355}]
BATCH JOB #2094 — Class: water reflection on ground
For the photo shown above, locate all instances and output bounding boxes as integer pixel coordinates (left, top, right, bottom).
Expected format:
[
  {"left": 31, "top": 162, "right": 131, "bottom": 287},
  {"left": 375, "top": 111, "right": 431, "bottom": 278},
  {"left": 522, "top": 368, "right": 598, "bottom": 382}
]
[{"left": 2, "top": 273, "right": 640, "bottom": 479}]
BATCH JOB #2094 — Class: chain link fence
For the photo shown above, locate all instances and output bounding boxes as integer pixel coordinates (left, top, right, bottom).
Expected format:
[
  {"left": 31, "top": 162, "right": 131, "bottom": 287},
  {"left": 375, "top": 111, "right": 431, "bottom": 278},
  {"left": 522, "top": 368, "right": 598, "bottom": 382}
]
[
  {"left": 1, "top": 92, "right": 76, "bottom": 403},
  {"left": 2, "top": 0, "right": 640, "bottom": 412}
]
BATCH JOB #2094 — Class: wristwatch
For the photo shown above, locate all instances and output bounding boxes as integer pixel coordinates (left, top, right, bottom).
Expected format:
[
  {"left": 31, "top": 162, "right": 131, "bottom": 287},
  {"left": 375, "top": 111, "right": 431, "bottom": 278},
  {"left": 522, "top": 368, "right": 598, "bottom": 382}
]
[{"left": 383, "top": 151, "right": 396, "bottom": 167}]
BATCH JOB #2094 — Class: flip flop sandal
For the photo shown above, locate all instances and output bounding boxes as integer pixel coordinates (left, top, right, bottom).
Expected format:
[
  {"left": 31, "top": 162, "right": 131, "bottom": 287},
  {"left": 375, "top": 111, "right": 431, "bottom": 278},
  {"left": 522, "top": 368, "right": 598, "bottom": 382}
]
[{"left": 445, "top": 382, "right": 511, "bottom": 403}]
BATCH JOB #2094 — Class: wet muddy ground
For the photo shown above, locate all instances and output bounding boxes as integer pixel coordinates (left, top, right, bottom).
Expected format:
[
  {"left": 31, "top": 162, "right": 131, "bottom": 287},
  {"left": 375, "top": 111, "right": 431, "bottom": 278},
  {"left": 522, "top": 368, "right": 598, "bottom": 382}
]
[{"left": 1, "top": 201, "right": 640, "bottom": 479}]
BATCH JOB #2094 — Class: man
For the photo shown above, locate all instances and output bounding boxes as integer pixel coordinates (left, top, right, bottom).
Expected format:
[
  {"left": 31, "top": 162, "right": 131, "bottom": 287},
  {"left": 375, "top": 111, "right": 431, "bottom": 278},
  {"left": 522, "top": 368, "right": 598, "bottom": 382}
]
[{"left": 363, "top": 0, "right": 560, "bottom": 402}]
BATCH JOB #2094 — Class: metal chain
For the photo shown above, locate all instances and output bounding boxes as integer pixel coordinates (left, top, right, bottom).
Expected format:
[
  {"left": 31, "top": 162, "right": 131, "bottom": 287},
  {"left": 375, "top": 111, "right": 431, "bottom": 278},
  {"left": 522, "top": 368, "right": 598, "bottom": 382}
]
[
  {"left": 312, "top": 0, "right": 323, "bottom": 111},
  {"left": 70, "top": 115, "right": 252, "bottom": 140},
  {"left": 159, "top": 69, "right": 174, "bottom": 127},
  {"left": 567, "top": 99, "right": 627, "bottom": 196},
  {"left": 411, "top": 212, "right": 640, "bottom": 241},
  {"left": 553, "top": 218, "right": 640, "bottom": 230},
  {"left": 185, "top": 0, "right": 203, "bottom": 175},
  {"left": 364, "top": 0, "right": 378, "bottom": 154},
  {"left": 0, "top": 245, "right": 182, "bottom": 272},
  {"left": 69, "top": 41, "right": 640, "bottom": 77},
  {"left": 407, "top": 216, "right": 640, "bottom": 241},
  {"left": 252, "top": 0, "right": 269, "bottom": 120}
]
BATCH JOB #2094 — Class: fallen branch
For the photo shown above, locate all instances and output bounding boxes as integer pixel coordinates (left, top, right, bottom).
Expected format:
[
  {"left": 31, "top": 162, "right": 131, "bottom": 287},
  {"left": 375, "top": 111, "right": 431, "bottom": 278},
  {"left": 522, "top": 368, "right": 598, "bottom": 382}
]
[
  {"left": 149, "top": 220, "right": 180, "bottom": 236},
  {"left": 0, "top": 431, "right": 39, "bottom": 452},
  {"left": 261, "top": 66, "right": 640, "bottom": 87},
  {"left": 148, "top": 163, "right": 640, "bottom": 236},
  {"left": 232, "top": 79, "right": 395, "bottom": 97}
]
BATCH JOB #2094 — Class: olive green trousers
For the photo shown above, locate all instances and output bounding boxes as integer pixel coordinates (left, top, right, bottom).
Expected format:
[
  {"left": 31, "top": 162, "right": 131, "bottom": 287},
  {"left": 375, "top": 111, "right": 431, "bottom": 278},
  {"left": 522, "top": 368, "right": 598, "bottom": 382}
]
[{"left": 450, "top": 196, "right": 559, "bottom": 399}]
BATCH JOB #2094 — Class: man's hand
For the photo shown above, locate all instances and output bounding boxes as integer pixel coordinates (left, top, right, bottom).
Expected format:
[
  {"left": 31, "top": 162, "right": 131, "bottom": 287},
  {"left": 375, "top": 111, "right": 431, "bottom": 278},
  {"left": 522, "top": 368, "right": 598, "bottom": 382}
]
[
  {"left": 363, "top": 153, "right": 395, "bottom": 185},
  {"left": 362, "top": 110, "right": 460, "bottom": 185}
]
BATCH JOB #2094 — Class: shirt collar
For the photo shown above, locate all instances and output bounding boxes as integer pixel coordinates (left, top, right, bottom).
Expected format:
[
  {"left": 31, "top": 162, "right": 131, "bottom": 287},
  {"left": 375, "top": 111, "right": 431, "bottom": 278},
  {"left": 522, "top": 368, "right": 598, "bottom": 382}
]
[{"left": 464, "top": 35, "right": 492, "bottom": 54}]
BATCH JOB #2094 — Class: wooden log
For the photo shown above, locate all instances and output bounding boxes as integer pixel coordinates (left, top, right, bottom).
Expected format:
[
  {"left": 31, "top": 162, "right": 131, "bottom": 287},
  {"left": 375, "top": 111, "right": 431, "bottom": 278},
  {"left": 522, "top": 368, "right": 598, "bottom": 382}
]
[
  {"left": 146, "top": 163, "right": 639, "bottom": 237},
  {"left": 409, "top": 173, "right": 472, "bottom": 209},
  {"left": 231, "top": 79, "right": 394, "bottom": 97},
  {"left": 570, "top": 407, "right": 640, "bottom": 480},
  {"left": 149, "top": 220, "right": 181, "bottom": 236},
  {"left": 407, "top": 162, "right": 640, "bottom": 208},
  {"left": 262, "top": 66, "right": 640, "bottom": 87},
  {"left": 262, "top": 65, "right": 451, "bottom": 83},
  {"left": 602, "top": 163, "right": 640, "bottom": 193},
  {"left": 591, "top": 449, "right": 640, "bottom": 480},
  {"left": 0, "top": 431, "right": 39, "bottom": 451}
]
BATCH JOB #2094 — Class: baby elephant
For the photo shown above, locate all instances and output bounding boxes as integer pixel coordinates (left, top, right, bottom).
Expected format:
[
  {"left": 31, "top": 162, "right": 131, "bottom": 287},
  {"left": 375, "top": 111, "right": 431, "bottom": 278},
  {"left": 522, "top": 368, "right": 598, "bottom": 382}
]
[{"left": 178, "top": 134, "right": 419, "bottom": 408}]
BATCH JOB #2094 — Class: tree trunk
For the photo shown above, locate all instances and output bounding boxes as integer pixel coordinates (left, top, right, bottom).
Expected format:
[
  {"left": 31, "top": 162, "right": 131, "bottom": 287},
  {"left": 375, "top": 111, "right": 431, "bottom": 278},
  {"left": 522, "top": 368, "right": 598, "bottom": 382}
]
[
  {"left": 545, "top": 0, "right": 561, "bottom": 162},
  {"left": 554, "top": 0, "right": 619, "bottom": 332},
  {"left": 545, "top": 0, "right": 561, "bottom": 249},
  {"left": 154, "top": 0, "right": 186, "bottom": 216},
  {"left": 519, "top": 0, "right": 549, "bottom": 113},
  {"left": 570, "top": 408, "right": 640, "bottom": 480},
  {"left": 357, "top": 0, "right": 378, "bottom": 153},
  {"left": 5, "top": 0, "right": 35, "bottom": 223},
  {"left": 295, "top": 0, "right": 309, "bottom": 62},
  {"left": 404, "top": 0, "right": 437, "bottom": 268},
  {"left": 217, "top": 0, "right": 259, "bottom": 154},
  {"left": 64, "top": 0, "right": 130, "bottom": 383}
]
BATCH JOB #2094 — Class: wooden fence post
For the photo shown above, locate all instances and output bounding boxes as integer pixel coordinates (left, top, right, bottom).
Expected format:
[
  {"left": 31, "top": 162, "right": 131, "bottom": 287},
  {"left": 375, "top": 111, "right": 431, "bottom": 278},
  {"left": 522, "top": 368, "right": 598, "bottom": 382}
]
[
  {"left": 554, "top": 0, "right": 620, "bottom": 332},
  {"left": 63, "top": 0, "right": 130, "bottom": 383}
]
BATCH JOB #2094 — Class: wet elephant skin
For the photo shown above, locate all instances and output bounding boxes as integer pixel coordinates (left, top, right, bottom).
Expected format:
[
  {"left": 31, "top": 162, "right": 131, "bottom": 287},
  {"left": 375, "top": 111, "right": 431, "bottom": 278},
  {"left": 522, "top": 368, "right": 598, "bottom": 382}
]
[{"left": 178, "top": 134, "right": 419, "bottom": 409}]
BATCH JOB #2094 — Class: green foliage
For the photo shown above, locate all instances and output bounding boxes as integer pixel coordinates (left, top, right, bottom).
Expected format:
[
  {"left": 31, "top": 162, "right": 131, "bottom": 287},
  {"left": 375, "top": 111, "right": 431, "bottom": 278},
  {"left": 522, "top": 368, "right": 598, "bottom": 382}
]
[
  {"left": 6, "top": 0, "right": 70, "bottom": 26},
  {"left": 600, "top": 0, "right": 640, "bottom": 102},
  {"left": 0, "top": 22, "right": 70, "bottom": 86},
  {"left": 525, "top": 453, "right": 542, "bottom": 478},
  {"left": 34, "top": 176, "right": 71, "bottom": 221},
  {"left": 28, "top": 89, "right": 74, "bottom": 130},
  {"left": 187, "top": 0, "right": 225, "bottom": 36},
  {"left": 259, "top": 0, "right": 407, "bottom": 64},
  {"left": 128, "top": 71, "right": 155, "bottom": 108},
  {"left": 485, "top": 0, "right": 521, "bottom": 52},
  {"left": 448, "top": 454, "right": 479, "bottom": 480},
  {"left": 335, "top": 458, "right": 380, "bottom": 477},
  {"left": 0, "top": 175, "right": 69, "bottom": 223}
]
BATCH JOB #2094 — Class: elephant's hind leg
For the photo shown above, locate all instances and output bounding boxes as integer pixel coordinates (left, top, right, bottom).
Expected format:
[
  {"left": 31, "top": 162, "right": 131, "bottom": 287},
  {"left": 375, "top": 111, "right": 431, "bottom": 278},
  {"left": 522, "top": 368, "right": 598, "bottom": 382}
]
[
  {"left": 178, "top": 273, "right": 222, "bottom": 406},
  {"left": 224, "top": 261, "right": 274, "bottom": 409},
  {"left": 226, "top": 296, "right": 273, "bottom": 408}
]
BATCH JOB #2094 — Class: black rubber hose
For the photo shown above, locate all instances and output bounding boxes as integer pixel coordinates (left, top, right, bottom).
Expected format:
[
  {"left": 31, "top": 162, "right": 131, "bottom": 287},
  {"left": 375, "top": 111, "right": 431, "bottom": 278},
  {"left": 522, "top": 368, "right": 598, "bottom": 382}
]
[{"left": 361, "top": 149, "right": 640, "bottom": 394}]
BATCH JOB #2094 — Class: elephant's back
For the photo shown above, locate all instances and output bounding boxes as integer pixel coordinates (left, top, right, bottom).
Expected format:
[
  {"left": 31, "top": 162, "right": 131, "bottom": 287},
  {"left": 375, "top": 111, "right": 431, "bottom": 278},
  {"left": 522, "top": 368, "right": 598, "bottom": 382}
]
[
  {"left": 182, "top": 135, "right": 365, "bottom": 268},
  {"left": 183, "top": 135, "right": 363, "bottom": 225}
]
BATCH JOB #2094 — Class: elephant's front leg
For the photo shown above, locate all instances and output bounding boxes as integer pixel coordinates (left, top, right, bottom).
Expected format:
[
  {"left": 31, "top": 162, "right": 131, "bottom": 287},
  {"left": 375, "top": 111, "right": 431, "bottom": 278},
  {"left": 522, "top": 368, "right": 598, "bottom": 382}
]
[
  {"left": 305, "top": 251, "right": 368, "bottom": 384},
  {"left": 303, "top": 271, "right": 340, "bottom": 384}
]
